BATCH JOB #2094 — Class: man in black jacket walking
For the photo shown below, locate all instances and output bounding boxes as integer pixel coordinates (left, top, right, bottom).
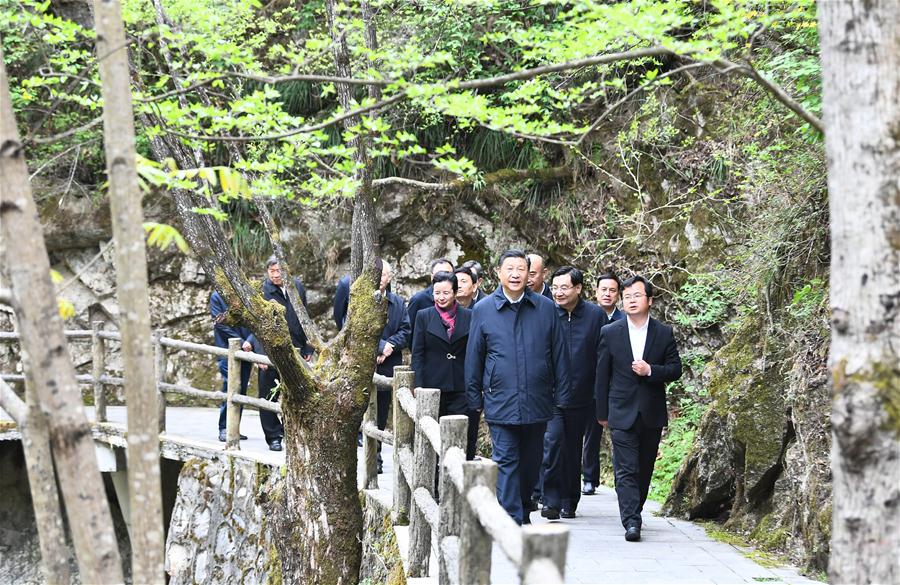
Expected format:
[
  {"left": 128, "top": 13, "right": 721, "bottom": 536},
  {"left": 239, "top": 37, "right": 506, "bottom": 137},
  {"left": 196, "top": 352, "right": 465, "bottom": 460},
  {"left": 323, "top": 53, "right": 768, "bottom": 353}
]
[
  {"left": 258, "top": 256, "right": 313, "bottom": 451},
  {"left": 595, "top": 275, "right": 682, "bottom": 541},
  {"left": 539, "top": 266, "right": 605, "bottom": 519}
]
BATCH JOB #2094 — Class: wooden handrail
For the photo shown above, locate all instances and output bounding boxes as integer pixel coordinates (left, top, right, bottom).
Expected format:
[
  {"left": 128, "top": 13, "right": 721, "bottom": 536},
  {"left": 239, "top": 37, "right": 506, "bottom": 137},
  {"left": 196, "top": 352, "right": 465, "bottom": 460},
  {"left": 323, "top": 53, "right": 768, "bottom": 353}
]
[
  {"left": 2, "top": 329, "right": 569, "bottom": 583},
  {"left": 365, "top": 369, "right": 569, "bottom": 584}
]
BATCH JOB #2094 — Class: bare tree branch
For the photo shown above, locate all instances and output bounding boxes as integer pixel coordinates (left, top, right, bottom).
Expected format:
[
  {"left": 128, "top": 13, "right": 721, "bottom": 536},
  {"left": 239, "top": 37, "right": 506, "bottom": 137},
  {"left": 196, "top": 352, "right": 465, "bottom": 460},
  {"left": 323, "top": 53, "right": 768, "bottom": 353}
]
[
  {"left": 373, "top": 165, "right": 571, "bottom": 191},
  {"left": 709, "top": 57, "right": 823, "bottom": 133}
]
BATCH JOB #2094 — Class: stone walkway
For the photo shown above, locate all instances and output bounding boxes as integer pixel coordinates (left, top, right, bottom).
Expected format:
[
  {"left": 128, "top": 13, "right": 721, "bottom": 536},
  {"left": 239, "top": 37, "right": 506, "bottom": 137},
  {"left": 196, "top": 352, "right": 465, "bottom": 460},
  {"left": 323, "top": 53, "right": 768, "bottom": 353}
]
[{"left": 27, "top": 406, "right": 821, "bottom": 585}]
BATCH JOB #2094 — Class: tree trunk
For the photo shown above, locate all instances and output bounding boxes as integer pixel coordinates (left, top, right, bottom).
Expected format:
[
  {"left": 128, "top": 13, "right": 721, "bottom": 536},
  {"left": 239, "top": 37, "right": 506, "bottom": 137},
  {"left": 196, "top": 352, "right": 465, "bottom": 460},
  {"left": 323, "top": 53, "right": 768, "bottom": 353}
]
[
  {"left": 0, "top": 49, "right": 124, "bottom": 584},
  {"left": 818, "top": 3, "right": 900, "bottom": 583},
  {"left": 91, "top": 0, "right": 165, "bottom": 580}
]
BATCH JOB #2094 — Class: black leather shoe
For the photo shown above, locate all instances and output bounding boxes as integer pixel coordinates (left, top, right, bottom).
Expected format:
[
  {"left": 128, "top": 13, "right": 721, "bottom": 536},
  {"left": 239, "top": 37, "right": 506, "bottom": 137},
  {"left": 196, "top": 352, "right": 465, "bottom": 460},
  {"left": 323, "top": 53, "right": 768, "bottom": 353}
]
[
  {"left": 625, "top": 524, "right": 641, "bottom": 542},
  {"left": 560, "top": 508, "right": 576, "bottom": 519},
  {"left": 525, "top": 494, "right": 540, "bottom": 512},
  {"left": 582, "top": 481, "right": 595, "bottom": 495},
  {"left": 268, "top": 439, "right": 282, "bottom": 452},
  {"left": 541, "top": 506, "right": 560, "bottom": 520}
]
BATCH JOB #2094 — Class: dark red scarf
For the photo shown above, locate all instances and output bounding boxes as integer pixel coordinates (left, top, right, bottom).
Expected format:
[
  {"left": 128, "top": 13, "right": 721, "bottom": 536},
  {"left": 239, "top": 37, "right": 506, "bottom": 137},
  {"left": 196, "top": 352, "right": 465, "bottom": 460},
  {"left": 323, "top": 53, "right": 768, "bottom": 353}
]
[{"left": 435, "top": 301, "right": 458, "bottom": 339}]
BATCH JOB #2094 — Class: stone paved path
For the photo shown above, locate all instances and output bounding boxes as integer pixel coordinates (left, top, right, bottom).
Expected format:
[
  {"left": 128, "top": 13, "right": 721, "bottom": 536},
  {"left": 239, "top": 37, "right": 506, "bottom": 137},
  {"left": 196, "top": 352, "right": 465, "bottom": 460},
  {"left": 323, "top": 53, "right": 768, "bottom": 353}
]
[{"left": 52, "top": 406, "right": 822, "bottom": 584}]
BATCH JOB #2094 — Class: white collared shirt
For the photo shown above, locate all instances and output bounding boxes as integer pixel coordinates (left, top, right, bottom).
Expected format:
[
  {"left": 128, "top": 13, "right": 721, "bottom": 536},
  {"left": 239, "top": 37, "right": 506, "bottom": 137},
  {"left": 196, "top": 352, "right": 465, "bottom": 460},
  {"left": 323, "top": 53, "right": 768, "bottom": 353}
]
[
  {"left": 503, "top": 289, "right": 525, "bottom": 304},
  {"left": 627, "top": 315, "right": 649, "bottom": 361}
]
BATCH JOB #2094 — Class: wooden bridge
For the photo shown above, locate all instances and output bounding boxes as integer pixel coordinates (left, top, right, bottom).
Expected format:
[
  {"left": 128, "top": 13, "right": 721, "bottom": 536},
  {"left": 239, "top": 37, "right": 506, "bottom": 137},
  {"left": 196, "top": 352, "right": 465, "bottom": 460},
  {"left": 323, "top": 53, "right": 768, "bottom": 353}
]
[{"left": 0, "top": 328, "right": 821, "bottom": 584}]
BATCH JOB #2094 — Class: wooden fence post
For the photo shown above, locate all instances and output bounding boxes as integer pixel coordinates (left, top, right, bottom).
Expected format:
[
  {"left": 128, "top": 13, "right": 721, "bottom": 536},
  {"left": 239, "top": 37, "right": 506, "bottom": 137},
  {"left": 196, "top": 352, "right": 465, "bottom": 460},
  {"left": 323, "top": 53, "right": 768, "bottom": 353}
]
[
  {"left": 362, "top": 381, "right": 379, "bottom": 489},
  {"left": 91, "top": 321, "right": 106, "bottom": 423},
  {"left": 153, "top": 334, "right": 166, "bottom": 433},
  {"left": 459, "top": 459, "right": 496, "bottom": 585},
  {"left": 438, "top": 414, "right": 468, "bottom": 585},
  {"left": 409, "top": 387, "right": 440, "bottom": 577},
  {"left": 392, "top": 365, "right": 414, "bottom": 524},
  {"left": 225, "top": 338, "right": 241, "bottom": 450},
  {"left": 520, "top": 524, "right": 569, "bottom": 584}
]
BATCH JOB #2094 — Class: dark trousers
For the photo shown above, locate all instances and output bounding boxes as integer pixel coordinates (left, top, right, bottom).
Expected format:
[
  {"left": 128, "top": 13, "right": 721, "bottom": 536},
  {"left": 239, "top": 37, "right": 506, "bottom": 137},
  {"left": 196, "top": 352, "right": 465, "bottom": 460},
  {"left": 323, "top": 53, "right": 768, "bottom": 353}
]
[
  {"left": 541, "top": 407, "right": 589, "bottom": 511},
  {"left": 489, "top": 422, "right": 546, "bottom": 525},
  {"left": 610, "top": 414, "right": 662, "bottom": 527},
  {"left": 533, "top": 429, "right": 551, "bottom": 502},
  {"left": 582, "top": 399, "right": 604, "bottom": 484},
  {"left": 438, "top": 391, "right": 478, "bottom": 461},
  {"left": 217, "top": 359, "right": 252, "bottom": 430},
  {"left": 258, "top": 367, "right": 284, "bottom": 442}
]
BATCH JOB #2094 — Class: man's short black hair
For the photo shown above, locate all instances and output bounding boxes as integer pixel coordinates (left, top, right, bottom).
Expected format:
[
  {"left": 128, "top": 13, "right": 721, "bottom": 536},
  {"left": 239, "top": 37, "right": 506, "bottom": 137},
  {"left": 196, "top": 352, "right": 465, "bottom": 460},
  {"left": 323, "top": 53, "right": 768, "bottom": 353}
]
[
  {"left": 454, "top": 266, "right": 476, "bottom": 284},
  {"left": 461, "top": 260, "right": 483, "bottom": 281},
  {"left": 430, "top": 258, "right": 454, "bottom": 271},
  {"left": 497, "top": 249, "right": 530, "bottom": 269},
  {"left": 551, "top": 266, "right": 583, "bottom": 287},
  {"left": 622, "top": 275, "right": 654, "bottom": 298},
  {"left": 596, "top": 272, "right": 621, "bottom": 289},
  {"left": 432, "top": 270, "right": 458, "bottom": 292},
  {"left": 266, "top": 255, "right": 280, "bottom": 269}
]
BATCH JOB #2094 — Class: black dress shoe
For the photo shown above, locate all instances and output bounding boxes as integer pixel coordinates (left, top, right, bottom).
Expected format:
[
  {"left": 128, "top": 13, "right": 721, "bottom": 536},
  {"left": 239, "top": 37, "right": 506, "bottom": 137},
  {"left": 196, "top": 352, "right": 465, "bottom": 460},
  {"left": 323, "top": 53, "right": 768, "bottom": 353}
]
[
  {"left": 268, "top": 439, "right": 282, "bottom": 452},
  {"left": 560, "top": 508, "right": 576, "bottom": 519},
  {"left": 582, "top": 481, "right": 595, "bottom": 495},
  {"left": 525, "top": 494, "right": 540, "bottom": 512},
  {"left": 541, "top": 506, "right": 560, "bottom": 520},
  {"left": 625, "top": 524, "right": 641, "bottom": 542}
]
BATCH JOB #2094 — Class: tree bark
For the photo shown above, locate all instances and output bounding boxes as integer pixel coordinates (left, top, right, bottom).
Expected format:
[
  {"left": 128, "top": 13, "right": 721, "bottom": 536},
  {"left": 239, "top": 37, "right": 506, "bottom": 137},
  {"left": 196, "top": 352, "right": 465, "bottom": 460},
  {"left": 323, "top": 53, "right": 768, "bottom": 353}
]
[
  {"left": 0, "top": 49, "right": 124, "bottom": 584},
  {"left": 91, "top": 0, "right": 165, "bottom": 580},
  {"left": 326, "top": 0, "right": 378, "bottom": 281},
  {"left": 818, "top": 3, "right": 900, "bottom": 583}
]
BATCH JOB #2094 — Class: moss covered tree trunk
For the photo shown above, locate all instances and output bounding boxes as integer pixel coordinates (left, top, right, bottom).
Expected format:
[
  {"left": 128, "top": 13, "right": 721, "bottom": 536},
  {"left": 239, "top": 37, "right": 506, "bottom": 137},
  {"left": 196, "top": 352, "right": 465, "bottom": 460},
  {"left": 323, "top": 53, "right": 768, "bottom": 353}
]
[{"left": 818, "top": 2, "right": 900, "bottom": 583}]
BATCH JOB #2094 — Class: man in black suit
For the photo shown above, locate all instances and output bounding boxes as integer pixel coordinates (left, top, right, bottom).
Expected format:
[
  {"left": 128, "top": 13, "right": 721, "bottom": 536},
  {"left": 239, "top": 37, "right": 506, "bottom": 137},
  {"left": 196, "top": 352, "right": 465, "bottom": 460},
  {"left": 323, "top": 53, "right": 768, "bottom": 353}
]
[
  {"left": 595, "top": 275, "right": 682, "bottom": 541},
  {"left": 582, "top": 272, "right": 625, "bottom": 495},
  {"left": 257, "top": 256, "right": 313, "bottom": 451}
]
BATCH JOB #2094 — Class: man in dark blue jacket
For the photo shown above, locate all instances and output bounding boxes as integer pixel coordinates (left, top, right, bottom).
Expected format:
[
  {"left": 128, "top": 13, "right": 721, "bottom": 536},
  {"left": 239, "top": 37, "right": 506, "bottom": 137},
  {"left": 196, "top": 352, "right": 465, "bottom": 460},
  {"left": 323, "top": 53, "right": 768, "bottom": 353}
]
[
  {"left": 375, "top": 260, "right": 411, "bottom": 472},
  {"left": 407, "top": 258, "right": 454, "bottom": 338},
  {"left": 582, "top": 272, "right": 625, "bottom": 495},
  {"left": 595, "top": 275, "right": 682, "bottom": 541},
  {"left": 258, "top": 256, "right": 313, "bottom": 451},
  {"left": 465, "top": 250, "right": 570, "bottom": 525},
  {"left": 539, "top": 266, "right": 605, "bottom": 520},
  {"left": 210, "top": 291, "right": 255, "bottom": 442}
]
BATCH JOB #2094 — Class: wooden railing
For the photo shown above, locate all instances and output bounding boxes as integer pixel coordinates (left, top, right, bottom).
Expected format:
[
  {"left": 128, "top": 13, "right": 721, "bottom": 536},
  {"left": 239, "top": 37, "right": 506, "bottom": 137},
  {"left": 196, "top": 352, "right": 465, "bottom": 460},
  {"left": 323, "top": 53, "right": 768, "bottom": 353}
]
[
  {"left": 361, "top": 365, "right": 570, "bottom": 584},
  {"left": 2, "top": 328, "right": 570, "bottom": 583},
  {"left": 0, "top": 324, "right": 279, "bottom": 451}
]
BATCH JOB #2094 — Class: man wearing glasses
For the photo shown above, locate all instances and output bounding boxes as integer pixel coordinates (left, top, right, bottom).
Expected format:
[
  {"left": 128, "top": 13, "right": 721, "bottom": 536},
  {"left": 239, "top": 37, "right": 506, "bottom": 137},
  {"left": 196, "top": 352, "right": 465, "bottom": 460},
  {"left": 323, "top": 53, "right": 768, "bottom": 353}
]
[
  {"left": 595, "top": 275, "right": 682, "bottom": 542},
  {"left": 539, "top": 266, "right": 606, "bottom": 520}
]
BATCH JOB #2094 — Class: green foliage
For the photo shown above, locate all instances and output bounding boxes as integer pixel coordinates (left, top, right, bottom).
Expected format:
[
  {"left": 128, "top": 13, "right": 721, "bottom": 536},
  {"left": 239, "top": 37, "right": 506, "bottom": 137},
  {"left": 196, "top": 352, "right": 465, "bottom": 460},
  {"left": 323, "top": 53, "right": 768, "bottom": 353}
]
[
  {"left": 649, "top": 384, "right": 708, "bottom": 502},
  {"left": 674, "top": 272, "right": 734, "bottom": 329},
  {"left": 787, "top": 278, "right": 826, "bottom": 320},
  {"left": 143, "top": 222, "right": 190, "bottom": 253}
]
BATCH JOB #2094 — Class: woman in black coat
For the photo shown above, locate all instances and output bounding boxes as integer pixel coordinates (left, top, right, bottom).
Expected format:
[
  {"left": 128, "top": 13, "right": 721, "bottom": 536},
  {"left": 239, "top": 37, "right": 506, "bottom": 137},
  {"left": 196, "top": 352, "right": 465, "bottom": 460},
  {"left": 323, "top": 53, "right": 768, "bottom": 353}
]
[{"left": 411, "top": 271, "right": 477, "bottom": 459}]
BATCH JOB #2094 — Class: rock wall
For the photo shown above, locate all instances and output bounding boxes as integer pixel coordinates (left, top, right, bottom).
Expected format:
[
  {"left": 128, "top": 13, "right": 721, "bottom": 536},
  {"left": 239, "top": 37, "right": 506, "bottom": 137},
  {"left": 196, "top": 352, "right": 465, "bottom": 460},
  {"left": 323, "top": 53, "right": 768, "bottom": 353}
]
[
  {"left": 165, "top": 457, "right": 279, "bottom": 584},
  {"left": 664, "top": 310, "right": 832, "bottom": 573}
]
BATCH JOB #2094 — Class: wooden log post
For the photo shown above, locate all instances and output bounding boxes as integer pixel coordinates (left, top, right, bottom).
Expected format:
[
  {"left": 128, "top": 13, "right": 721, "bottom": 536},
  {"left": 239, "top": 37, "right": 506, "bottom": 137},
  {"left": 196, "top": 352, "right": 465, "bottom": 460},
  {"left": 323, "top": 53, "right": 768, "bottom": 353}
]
[
  {"left": 438, "top": 415, "right": 468, "bottom": 584},
  {"left": 392, "top": 366, "right": 415, "bottom": 524},
  {"left": 520, "top": 524, "right": 569, "bottom": 584},
  {"left": 459, "top": 459, "right": 496, "bottom": 585},
  {"left": 153, "top": 334, "right": 166, "bottom": 433},
  {"left": 225, "top": 338, "right": 241, "bottom": 450},
  {"left": 91, "top": 321, "right": 107, "bottom": 423},
  {"left": 362, "top": 380, "right": 378, "bottom": 489},
  {"left": 409, "top": 387, "right": 440, "bottom": 577}
]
